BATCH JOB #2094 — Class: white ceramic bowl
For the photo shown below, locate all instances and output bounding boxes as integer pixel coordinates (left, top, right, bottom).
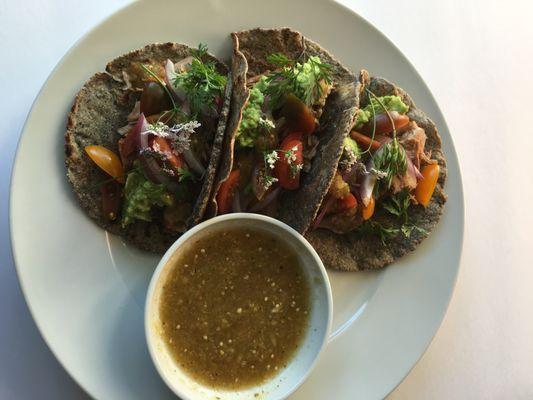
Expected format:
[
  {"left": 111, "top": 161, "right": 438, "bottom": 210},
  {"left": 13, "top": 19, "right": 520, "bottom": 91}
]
[{"left": 145, "top": 213, "right": 333, "bottom": 400}]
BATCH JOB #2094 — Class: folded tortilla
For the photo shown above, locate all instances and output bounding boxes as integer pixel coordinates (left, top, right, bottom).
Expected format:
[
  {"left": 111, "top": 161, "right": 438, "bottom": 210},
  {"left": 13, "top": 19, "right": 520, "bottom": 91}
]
[
  {"left": 305, "top": 71, "right": 448, "bottom": 271},
  {"left": 209, "top": 28, "right": 361, "bottom": 233},
  {"left": 65, "top": 43, "right": 231, "bottom": 252}
]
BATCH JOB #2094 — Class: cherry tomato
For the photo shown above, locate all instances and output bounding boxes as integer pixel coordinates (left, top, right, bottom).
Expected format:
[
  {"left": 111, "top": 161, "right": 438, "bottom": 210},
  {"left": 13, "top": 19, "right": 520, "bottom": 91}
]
[
  {"left": 279, "top": 93, "right": 316, "bottom": 135},
  {"left": 101, "top": 181, "right": 122, "bottom": 221},
  {"left": 351, "top": 131, "right": 381, "bottom": 151},
  {"left": 140, "top": 81, "right": 172, "bottom": 116},
  {"left": 274, "top": 136, "right": 303, "bottom": 190},
  {"left": 216, "top": 169, "right": 241, "bottom": 214},
  {"left": 151, "top": 136, "right": 184, "bottom": 171},
  {"left": 415, "top": 164, "right": 440, "bottom": 206},
  {"left": 360, "top": 111, "right": 410, "bottom": 136},
  {"left": 85, "top": 145, "right": 125, "bottom": 183},
  {"left": 362, "top": 196, "right": 375, "bottom": 220},
  {"left": 283, "top": 131, "right": 304, "bottom": 143},
  {"left": 336, "top": 193, "right": 357, "bottom": 211}
]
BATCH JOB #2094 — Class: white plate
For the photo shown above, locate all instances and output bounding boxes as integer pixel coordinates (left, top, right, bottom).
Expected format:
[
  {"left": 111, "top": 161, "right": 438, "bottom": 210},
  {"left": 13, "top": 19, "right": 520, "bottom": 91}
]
[{"left": 10, "top": 0, "right": 464, "bottom": 398}]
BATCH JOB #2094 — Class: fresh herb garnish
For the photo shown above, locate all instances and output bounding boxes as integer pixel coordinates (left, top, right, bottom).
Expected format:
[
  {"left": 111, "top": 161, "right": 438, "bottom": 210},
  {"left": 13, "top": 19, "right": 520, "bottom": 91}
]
[
  {"left": 355, "top": 220, "right": 400, "bottom": 245},
  {"left": 177, "top": 167, "right": 195, "bottom": 183},
  {"left": 382, "top": 189, "right": 411, "bottom": 222},
  {"left": 364, "top": 89, "right": 408, "bottom": 194},
  {"left": 264, "top": 55, "right": 332, "bottom": 109},
  {"left": 360, "top": 190, "right": 427, "bottom": 244},
  {"left": 173, "top": 44, "right": 227, "bottom": 118}
]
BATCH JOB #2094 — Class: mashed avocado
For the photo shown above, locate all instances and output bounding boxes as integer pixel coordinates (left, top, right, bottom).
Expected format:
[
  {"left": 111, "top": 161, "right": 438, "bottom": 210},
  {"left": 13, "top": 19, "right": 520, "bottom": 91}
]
[
  {"left": 122, "top": 163, "right": 173, "bottom": 227},
  {"left": 356, "top": 95, "right": 409, "bottom": 127},
  {"left": 235, "top": 77, "right": 271, "bottom": 148}
]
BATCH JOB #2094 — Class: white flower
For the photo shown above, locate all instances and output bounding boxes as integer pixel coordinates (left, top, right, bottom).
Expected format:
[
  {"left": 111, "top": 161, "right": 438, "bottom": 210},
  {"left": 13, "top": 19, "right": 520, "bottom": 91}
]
[
  {"left": 142, "top": 120, "right": 201, "bottom": 155},
  {"left": 284, "top": 146, "right": 298, "bottom": 164},
  {"left": 144, "top": 122, "right": 170, "bottom": 138},
  {"left": 265, "top": 151, "right": 279, "bottom": 169},
  {"left": 258, "top": 117, "right": 275, "bottom": 129},
  {"left": 263, "top": 175, "right": 278, "bottom": 190}
]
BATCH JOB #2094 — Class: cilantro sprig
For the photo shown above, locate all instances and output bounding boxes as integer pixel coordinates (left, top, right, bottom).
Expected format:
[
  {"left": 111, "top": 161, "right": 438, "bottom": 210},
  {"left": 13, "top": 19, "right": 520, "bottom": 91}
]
[
  {"left": 264, "top": 54, "right": 332, "bottom": 109},
  {"left": 173, "top": 44, "right": 227, "bottom": 118}
]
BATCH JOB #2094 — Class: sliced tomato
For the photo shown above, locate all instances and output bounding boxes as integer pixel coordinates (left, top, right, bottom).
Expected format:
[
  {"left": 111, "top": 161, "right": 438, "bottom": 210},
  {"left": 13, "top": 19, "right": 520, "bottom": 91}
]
[
  {"left": 360, "top": 112, "right": 410, "bottom": 136},
  {"left": 336, "top": 193, "right": 357, "bottom": 211},
  {"left": 151, "top": 136, "right": 184, "bottom": 171},
  {"left": 280, "top": 93, "right": 316, "bottom": 135},
  {"left": 216, "top": 169, "right": 241, "bottom": 214},
  {"left": 283, "top": 131, "right": 304, "bottom": 143},
  {"left": 362, "top": 196, "right": 375, "bottom": 220},
  {"left": 85, "top": 145, "right": 125, "bottom": 183},
  {"left": 274, "top": 137, "right": 303, "bottom": 190}
]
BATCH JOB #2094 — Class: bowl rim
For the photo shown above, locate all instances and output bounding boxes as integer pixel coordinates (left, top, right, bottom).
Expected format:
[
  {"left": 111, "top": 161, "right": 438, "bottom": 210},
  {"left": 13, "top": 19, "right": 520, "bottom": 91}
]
[{"left": 144, "top": 212, "right": 333, "bottom": 400}]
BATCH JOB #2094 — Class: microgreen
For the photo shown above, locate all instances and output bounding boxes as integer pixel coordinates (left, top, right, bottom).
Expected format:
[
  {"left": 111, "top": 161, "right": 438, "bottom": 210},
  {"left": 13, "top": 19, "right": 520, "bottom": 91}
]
[{"left": 264, "top": 55, "right": 332, "bottom": 109}]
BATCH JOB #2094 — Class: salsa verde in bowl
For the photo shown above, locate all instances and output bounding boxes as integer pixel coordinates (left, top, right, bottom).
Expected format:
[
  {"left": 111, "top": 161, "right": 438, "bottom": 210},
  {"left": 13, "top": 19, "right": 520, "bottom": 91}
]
[{"left": 145, "top": 213, "right": 332, "bottom": 400}]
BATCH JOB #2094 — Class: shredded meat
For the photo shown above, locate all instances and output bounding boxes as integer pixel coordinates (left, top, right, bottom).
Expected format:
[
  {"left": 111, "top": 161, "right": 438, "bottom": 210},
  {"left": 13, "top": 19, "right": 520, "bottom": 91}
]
[
  {"left": 390, "top": 122, "right": 428, "bottom": 193},
  {"left": 399, "top": 122, "right": 426, "bottom": 169}
]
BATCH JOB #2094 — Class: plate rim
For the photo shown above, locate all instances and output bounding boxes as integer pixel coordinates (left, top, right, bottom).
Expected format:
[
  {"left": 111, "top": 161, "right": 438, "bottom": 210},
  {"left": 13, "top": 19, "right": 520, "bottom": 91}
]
[{"left": 9, "top": 0, "right": 465, "bottom": 398}]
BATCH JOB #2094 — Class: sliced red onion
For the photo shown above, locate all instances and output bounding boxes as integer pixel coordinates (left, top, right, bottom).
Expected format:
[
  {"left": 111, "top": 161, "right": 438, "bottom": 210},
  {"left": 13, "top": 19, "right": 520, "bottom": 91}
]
[
  {"left": 183, "top": 148, "right": 206, "bottom": 177},
  {"left": 313, "top": 195, "right": 336, "bottom": 229},
  {"left": 360, "top": 160, "right": 376, "bottom": 207},
  {"left": 172, "top": 57, "right": 193, "bottom": 103},
  {"left": 164, "top": 59, "right": 179, "bottom": 101},
  {"left": 249, "top": 187, "right": 281, "bottom": 213},
  {"left": 232, "top": 191, "right": 242, "bottom": 213},
  {"left": 174, "top": 56, "right": 193, "bottom": 72}
]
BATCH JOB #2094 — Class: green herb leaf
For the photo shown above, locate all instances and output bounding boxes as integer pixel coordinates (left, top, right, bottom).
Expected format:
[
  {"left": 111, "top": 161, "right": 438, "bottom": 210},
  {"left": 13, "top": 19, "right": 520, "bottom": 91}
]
[
  {"left": 172, "top": 45, "right": 227, "bottom": 118},
  {"left": 372, "top": 139, "right": 407, "bottom": 194},
  {"left": 382, "top": 189, "right": 411, "bottom": 223},
  {"left": 266, "top": 53, "right": 294, "bottom": 68},
  {"left": 265, "top": 55, "right": 332, "bottom": 109},
  {"left": 177, "top": 167, "right": 195, "bottom": 182}
]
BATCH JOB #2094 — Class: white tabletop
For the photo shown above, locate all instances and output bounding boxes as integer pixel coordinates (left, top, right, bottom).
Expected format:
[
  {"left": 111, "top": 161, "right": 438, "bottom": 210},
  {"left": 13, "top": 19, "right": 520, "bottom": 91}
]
[{"left": 1, "top": 0, "right": 532, "bottom": 398}]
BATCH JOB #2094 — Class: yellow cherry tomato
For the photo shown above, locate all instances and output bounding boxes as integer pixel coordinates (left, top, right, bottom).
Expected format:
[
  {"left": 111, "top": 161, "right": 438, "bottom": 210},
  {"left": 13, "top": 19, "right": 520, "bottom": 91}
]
[
  {"left": 415, "top": 164, "right": 440, "bottom": 206},
  {"left": 84, "top": 145, "right": 125, "bottom": 183},
  {"left": 362, "top": 196, "right": 375, "bottom": 220}
]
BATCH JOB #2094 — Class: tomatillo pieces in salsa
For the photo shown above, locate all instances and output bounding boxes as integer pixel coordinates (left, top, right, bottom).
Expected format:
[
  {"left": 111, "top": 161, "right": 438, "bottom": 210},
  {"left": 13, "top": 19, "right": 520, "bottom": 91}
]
[{"left": 158, "top": 227, "right": 311, "bottom": 390}]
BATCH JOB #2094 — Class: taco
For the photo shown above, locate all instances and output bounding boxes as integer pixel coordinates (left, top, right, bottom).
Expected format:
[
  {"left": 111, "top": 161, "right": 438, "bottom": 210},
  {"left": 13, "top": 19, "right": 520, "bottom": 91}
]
[
  {"left": 209, "top": 28, "right": 360, "bottom": 233},
  {"left": 306, "top": 70, "right": 447, "bottom": 271},
  {"left": 65, "top": 42, "right": 231, "bottom": 252}
]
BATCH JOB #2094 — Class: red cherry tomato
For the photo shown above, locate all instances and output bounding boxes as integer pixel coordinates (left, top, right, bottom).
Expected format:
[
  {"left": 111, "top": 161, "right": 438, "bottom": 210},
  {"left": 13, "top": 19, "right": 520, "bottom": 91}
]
[
  {"left": 85, "top": 145, "right": 125, "bottom": 183},
  {"left": 151, "top": 136, "right": 184, "bottom": 171},
  {"left": 216, "top": 169, "right": 241, "bottom": 214},
  {"left": 336, "top": 193, "right": 357, "bottom": 211},
  {"left": 274, "top": 137, "right": 303, "bottom": 190},
  {"left": 360, "top": 111, "right": 410, "bottom": 136}
]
